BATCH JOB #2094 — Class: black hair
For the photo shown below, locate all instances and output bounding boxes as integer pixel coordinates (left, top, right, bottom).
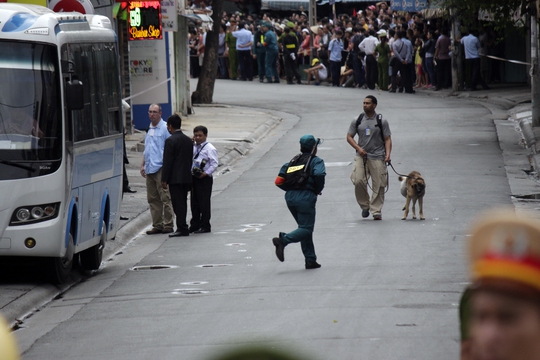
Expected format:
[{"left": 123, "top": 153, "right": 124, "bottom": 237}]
[
  {"left": 365, "top": 95, "right": 377, "bottom": 105},
  {"left": 284, "top": 26, "right": 290, "bottom": 33},
  {"left": 193, "top": 125, "right": 208, "bottom": 135},
  {"left": 167, "top": 114, "right": 182, "bottom": 129}
]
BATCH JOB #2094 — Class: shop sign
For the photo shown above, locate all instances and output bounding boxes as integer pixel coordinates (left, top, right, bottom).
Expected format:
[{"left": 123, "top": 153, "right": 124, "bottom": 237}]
[
  {"left": 130, "top": 59, "right": 153, "bottom": 76},
  {"left": 128, "top": 1, "right": 162, "bottom": 40}
]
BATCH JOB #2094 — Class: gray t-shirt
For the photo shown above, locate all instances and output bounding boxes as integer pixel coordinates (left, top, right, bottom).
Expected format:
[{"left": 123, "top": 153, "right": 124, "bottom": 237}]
[{"left": 347, "top": 112, "right": 391, "bottom": 160}]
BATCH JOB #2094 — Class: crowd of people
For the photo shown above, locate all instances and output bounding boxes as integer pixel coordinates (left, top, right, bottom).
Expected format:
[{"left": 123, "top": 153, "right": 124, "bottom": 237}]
[{"left": 188, "top": 1, "right": 502, "bottom": 91}]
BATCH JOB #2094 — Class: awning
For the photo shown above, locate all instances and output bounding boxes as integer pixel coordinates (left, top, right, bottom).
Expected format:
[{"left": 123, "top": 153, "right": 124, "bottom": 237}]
[
  {"left": 318, "top": 0, "right": 375, "bottom": 5},
  {"left": 390, "top": 0, "right": 428, "bottom": 12},
  {"left": 180, "top": 10, "right": 213, "bottom": 29},
  {"left": 261, "top": 0, "right": 309, "bottom": 11}
]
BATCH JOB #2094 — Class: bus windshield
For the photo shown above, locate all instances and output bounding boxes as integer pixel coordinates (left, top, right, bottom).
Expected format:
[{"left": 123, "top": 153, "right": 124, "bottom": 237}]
[{"left": 0, "top": 42, "right": 62, "bottom": 179}]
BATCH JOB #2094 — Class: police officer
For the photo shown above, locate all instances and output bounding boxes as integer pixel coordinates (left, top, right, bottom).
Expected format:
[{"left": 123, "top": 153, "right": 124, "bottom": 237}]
[
  {"left": 273, "top": 135, "right": 326, "bottom": 269},
  {"left": 465, "top": 208, "right": 540, "bottom": 360}
]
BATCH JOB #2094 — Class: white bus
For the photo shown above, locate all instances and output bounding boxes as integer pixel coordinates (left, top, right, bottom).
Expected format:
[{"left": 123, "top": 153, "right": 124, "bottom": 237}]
[{"left": 0, "top": 4, "right": 123, "bottom": 283}]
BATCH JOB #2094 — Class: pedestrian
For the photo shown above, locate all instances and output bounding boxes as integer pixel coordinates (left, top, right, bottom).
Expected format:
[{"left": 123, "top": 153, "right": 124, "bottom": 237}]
[
  {"left": 464, "top": 209, "right": 540, "bottom": 360},
  {"left": 328, "top": 29, "right": 344, "bottom": 87},
  {"left": 281, "top": 26, "right": 302, "bottom": 85},
  {"left": 232, "top": 21, "right": 253, "bottom": 81},
  {"left": 434, "top": 28, "right": 451, "bottom": 90},
  {"left": 140, "top": 104, "right": 174, "bottom": 235},
  {"left": 303, "top": 57, "right": 327, "bottom": 85},
  {"left": 346, "top": 95, "right": 392, "bottom": 220},
  {"left": 225, "top": 20, "right": 238, "bottom": 80},
  {"left": 359, "top": 29, "right": 379, "bottom": 90},
  {"left": 273, "top": 135, "right": 326, "bottom": 269},
  {"left": 460, "top": 29, "right": 490, "bottom": 91},
  {"left": 189, "top": 125, "right": 218, "bottom": 234},
  {"left": 253, "top": 24, "right": 267, "bottom": 82},
  {"left": 160, "top": 114, "right": 193, "bottom": 237},
  {"left": 261, "top": 21, "right": 280, "bottom": 83},
  {"left": 374, "top": 30, "right": 390, "bottom": 91}
]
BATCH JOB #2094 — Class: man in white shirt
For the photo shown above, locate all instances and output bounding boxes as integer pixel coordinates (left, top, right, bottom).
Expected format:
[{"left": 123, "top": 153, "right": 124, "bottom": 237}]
[
  {"left": 190, "top": 125, "right": 218, "bottom": 233},
  {"left": 359, "top": 29, "right": 379, "bottom": 90}
]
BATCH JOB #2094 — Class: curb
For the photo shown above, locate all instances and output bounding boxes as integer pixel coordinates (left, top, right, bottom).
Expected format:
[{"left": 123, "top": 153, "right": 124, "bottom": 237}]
[{"left": 3, "top": 106, "right": 284, "bottom": 329}]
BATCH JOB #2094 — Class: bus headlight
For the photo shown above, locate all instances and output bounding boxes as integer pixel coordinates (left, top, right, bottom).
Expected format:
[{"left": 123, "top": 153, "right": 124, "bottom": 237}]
[
  {"left": 16, "top": 209, "right": 31, "bottom": 222},
  {"left": 10, "top": 203, "right": 60, "bottom": 226}
]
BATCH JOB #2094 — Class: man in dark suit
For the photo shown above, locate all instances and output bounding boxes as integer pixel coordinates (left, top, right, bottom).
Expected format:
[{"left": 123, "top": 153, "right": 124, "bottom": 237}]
[{"left": 161, "top": 114, "right": 193, "bottom": 237}]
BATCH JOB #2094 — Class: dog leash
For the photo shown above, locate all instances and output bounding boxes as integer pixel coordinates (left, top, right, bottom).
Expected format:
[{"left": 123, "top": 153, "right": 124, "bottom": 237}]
[{"left": 386, "top": 161, "right": 410, "bottom": 178}]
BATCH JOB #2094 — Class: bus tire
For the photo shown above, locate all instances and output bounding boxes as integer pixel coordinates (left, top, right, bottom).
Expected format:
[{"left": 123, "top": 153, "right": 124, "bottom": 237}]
[
  {"left": 79, "top": 220, "right": 106, "bottom": 271},
  {"left": 47, "top": 232, "right": 75, "bottom": 284}
]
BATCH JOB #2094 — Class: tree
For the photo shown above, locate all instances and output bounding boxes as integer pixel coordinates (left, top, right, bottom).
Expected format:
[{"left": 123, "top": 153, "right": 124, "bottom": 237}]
[
  {"left": 440, "top": 0, "right": 528, "bottom": 30},
  {"left": 193, "top": 0, "right": 224, "bottom": 104}
]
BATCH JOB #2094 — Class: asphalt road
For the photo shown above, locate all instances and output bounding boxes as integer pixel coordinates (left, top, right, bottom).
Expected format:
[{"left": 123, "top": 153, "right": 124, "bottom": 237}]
[{"left": 11, "top": 81, "right": 526, "bottom": 359}]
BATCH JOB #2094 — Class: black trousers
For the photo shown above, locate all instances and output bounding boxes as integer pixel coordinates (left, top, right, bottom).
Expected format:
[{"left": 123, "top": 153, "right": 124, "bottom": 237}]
[
  {"left": 190, "top": 176, "right": 213, "bottom": 231},
  {"left": 365, "top": 54, "right": 378, "bottom": 90},
  {"left": 284, "top": 53, "right": 301, "bottom": 83},
  {"left": 169, "top": 183, "right": 190, "bottom": 234},
  {"left": 467, "top": 57, "right": 488, "bottom": 89},
  {"left": 436, "top": 58, "right": 451, "bottom": 89},
  {"left": 238, "top": 50, "right": 253, "bottom": 80}
]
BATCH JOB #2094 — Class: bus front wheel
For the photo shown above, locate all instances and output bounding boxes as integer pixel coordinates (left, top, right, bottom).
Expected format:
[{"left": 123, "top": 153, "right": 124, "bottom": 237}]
[
  {"left": 47, "top": 233, "right": 75, "bottom": 284},
  {"left": 79, "top": 221, "right": 106, "bottom": 271}
]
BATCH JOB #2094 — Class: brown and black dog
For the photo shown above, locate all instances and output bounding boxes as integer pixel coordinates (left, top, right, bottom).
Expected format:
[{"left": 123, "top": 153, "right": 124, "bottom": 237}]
[{"left": 399, "top": 171, "right": 426, "bottom": 220}]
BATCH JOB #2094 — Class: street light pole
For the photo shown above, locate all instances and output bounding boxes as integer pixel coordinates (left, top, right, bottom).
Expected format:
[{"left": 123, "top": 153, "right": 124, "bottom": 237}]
[{"left": 309, "top": 0, "right": 317, "bottom": 65}]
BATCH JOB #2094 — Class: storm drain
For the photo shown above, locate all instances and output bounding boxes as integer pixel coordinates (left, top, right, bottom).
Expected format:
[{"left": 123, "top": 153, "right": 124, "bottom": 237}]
[
  {"left": 172, "top": 289, "right": 209, "bottom": 295},
  {"left": 130, "top": 265, "right": 179, "bottom": 271},
  {"left": 513, "top": 193, "right": 540, "bottom": 200},
  {"left": 195, "top": 264, "right": 232, "bottom": 268},
  {"left": 180, "top": 281, "right": 208, "bottom": 285}
]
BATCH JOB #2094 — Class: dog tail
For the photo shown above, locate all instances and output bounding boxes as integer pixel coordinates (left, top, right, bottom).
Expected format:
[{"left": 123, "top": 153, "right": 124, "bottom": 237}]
[{"left": 398, "top": 176, "right": 404, "bottom": 182}]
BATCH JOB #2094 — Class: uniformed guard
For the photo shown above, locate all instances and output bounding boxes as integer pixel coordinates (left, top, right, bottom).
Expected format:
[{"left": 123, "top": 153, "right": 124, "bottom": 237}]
[
  {"left": 465, "top": 208, "right": 540, "bottom": 360},
  {"left": 273, "top": 135, "right": 326, "bottom": 269}
]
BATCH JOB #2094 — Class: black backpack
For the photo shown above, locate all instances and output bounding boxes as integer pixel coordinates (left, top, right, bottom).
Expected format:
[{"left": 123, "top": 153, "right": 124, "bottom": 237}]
[
  {"left": 356, "top": 112, "right": 385, "bottom": 144},
  {"left": 276, "top": 153, "right": 312, "bottom": 191}
]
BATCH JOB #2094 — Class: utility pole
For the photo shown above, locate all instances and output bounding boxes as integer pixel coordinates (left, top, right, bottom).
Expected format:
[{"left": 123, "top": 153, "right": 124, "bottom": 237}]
[
  {"left": 450, "top": 4, "right": 461, "bottom": 92},
  {"left": 309, "top": 0, "right": 317, "bottom": 65},
  {"left": 532, "top": 0, "right": 540, "bottom": 127}
]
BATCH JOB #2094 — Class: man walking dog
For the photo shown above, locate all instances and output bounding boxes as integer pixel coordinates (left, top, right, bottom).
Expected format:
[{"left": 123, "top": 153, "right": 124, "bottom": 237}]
[{"left": 347, "top": 95, "right": 392, "bottom": 220}]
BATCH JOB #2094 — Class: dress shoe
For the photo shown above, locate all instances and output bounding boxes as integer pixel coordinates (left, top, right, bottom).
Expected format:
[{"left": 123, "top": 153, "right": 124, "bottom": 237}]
[
  {"left": 193, "top": 228, "right": 211, "bottom": 234},
  {"left": 272, "top": 236, "right": 285, "bottom": 262},
  {"left": 146, "top": 228, "right": 162, "bottom": 235},
  {"left": 120, "top": 216, "right": 129, "bottom": 220},
  {"left": 169, "top": 231, "right": 189, "bottom": 237},
  {"left": 162, "top": 228, "right": 174, "bottom": 234},
  {"left": 362, "top": 209, "right": 370, "bottom": 218},
  {"left": 123, "top": 187, "right": 137, "bottom": 193},
  {"left": 305, "top": 261, "right": 321, "bottom": 269}
]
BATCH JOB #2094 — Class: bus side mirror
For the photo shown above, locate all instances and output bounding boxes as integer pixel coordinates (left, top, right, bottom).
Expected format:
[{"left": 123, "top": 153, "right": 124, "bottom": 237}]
[{"left": 66, "top": 79, "right": 84, "bottom": 110}]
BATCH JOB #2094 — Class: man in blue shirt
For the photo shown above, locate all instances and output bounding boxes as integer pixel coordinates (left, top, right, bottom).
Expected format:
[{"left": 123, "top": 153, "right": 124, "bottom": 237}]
[
  {"left": 328, "top": 29, "right": 344, "bottom": 87},
  {"left": 140, "top": 103, "right": 174, "bottom": 235},
  {"left": 461, "top": 30, "right": 490, "bottom": 91},
  {"left": 232, "top": 21, "right": 253, "bottom": 81}
]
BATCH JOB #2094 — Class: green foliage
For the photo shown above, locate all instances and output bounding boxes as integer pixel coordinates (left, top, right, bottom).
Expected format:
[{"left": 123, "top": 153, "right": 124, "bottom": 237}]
[{"left": 437, "top": 0, "right": 529, "bottom": 32}]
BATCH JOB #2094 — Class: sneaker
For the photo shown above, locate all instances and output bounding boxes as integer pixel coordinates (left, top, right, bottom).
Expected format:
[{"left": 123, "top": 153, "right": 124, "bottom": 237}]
[
  {"left": 362, "top": 209, "right": 370, "bottom": 218},
  {"left": 314, "top": 82, "right": 321, "bottom": 86},
  {"left": 373, "top": 214, "right": 382, "bottom": 220},
  {"left": 272, "top": 236, "right": 285, "bottom": 262},
  {"left": 305, "top": 261, "right": 321, "bottom": 269}
]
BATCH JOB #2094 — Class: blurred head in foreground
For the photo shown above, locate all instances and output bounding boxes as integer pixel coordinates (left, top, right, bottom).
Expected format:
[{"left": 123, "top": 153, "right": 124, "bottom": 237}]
[
  {"left": 466, "top": 209, "right": 540, "bottom": 360},
  {"left": 0, "top": 315, "right": 19, "bottom": 360}
]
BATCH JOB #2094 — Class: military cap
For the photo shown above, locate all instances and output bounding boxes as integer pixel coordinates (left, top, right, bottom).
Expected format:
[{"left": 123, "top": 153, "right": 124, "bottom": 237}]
[
  {"left": 300, "top": 135, "right": 317, "bottom": 149},
  {"left": 468, "top": 208, "right": 540, "bottom": 297}
]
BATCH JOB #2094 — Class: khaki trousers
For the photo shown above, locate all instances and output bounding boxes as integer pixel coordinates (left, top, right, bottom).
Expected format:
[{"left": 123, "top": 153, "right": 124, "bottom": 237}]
[
  {"left": 350, "top": 157, "right": 388, "bottom": 215},
  {"left": 146, "top": 168, "right": 174, "bottom": 230}
]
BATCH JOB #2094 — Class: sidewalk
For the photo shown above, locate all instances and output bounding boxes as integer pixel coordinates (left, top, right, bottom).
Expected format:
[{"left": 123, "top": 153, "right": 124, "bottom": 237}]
[{"left": 1, "top": 105, "right": 284, "bottom": 328}]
